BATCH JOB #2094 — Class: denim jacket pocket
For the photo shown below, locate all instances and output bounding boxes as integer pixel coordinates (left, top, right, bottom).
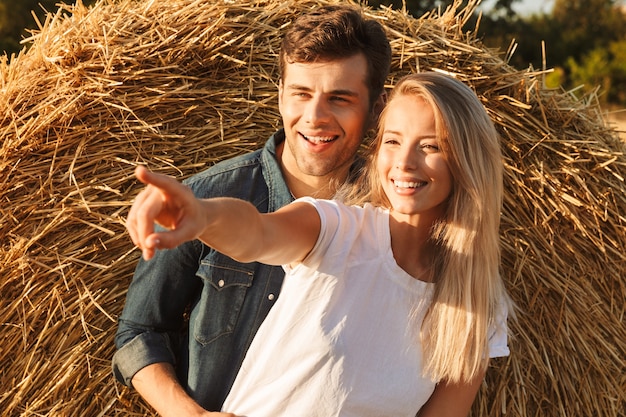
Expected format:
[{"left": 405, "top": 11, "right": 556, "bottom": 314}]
[{"left": 193, "top": 259, "right": 255, "bottom": 345}]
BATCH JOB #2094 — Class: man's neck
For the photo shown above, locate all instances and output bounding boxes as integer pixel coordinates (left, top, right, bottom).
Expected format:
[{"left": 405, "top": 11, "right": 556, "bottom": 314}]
[{"left": 288, "top": 175, "right": 337, "bottom": 199}]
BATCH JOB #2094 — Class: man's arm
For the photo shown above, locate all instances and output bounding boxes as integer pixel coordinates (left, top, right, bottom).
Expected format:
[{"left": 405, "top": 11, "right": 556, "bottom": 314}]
[
  {"left": 416, "top": 370, "right": 485, "bottom": 417},
  {"left": 112, "top": 239, "right": 202, "bottom": 378},
  {"left": 132, "top": 363, "right": 237, "bottom": 417},
  {"left": 112, "top": 231, "right": 207, "bottom": 409}
]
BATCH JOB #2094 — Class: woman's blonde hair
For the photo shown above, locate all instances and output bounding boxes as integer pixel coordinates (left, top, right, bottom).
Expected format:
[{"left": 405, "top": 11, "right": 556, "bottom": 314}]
[{"left": 340, "top": 72, "right": 510, "bottom": 383}]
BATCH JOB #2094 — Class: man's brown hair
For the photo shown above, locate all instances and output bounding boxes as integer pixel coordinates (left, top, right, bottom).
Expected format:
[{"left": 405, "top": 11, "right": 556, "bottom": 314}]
[{"left": 279, "top": 4, "right": 391, "bottom": 106}]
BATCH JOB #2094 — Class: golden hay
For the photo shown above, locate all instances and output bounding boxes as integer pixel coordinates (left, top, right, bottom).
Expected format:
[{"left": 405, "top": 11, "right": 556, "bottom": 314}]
[{"left": 0, "top": 0, "right": 624, "bottom": 415}]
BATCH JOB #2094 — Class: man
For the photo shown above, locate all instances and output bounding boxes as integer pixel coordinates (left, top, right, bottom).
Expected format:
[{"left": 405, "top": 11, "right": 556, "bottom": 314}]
[{"left": 112, "top": 4, "right": 391, "bottom": 416}]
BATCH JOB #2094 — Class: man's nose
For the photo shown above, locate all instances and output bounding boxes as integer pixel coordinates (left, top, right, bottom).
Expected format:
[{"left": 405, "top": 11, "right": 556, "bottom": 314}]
[{"left": 304, "top": 97, "right": 331, "bottom": 124}]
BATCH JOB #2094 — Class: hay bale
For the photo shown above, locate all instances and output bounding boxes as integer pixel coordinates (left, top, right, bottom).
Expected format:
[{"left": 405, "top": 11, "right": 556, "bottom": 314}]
[{"left": 0, "top": 0, "right": 624, "bottom": 415}]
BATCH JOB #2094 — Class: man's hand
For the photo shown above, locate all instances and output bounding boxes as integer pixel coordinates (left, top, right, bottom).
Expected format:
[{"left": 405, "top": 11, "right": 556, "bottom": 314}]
[{"left": 127, "top": 165, "right": 208, "bottom": 260}]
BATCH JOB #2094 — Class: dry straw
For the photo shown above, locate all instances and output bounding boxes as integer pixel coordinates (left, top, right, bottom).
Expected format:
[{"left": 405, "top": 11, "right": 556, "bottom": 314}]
[{"left": 0, "top": 0, "right": 624, "bottom": 415}]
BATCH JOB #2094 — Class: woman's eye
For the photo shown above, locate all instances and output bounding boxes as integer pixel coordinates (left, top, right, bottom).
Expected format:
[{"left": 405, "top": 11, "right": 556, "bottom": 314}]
[{"left": 421, "top": 143, "right": 439, "bottom": 152}]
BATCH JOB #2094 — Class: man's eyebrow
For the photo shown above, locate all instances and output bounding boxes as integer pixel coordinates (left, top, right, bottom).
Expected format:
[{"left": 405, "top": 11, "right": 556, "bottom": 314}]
[
  {"left": 284, "top": 84, "right": 311, "bottom": 91},
  {"left": 330, "top": 89, "right": 360, "bottom": 97},
  {"left": 285, "top": 84, "right": 361, "bottom": 97}
]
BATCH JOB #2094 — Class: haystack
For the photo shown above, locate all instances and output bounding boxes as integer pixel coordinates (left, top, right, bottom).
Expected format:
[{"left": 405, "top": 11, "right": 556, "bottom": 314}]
[{"left": 0, "top": 0, "right": 624, "bottom": 415}]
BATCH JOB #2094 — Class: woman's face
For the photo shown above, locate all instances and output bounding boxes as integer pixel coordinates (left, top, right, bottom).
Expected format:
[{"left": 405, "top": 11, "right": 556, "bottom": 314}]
[{"left": 376, "top": 95, "right": 452, "bottom": 222}]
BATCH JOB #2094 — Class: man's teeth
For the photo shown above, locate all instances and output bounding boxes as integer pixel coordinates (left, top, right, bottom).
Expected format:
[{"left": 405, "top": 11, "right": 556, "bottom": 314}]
[
  {"left": 394, "top": 180, "right": 423, "bottom": 189},
  {"left": 303, "top": 134, "right": 335, "bottom": 144}
]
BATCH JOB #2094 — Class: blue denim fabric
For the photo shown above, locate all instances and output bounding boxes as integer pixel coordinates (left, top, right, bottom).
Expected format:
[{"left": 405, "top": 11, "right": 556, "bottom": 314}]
[{"left": 112, "top": 130, "right": 293, "bottom": 411}]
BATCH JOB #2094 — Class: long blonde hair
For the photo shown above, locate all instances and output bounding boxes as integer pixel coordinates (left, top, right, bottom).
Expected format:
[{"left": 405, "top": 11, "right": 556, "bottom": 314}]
[{"left": 340, "top": 72, "right": 510, "bottom": 383}]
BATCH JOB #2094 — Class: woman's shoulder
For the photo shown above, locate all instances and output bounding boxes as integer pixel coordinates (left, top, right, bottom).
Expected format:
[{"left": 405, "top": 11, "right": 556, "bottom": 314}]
[
  {"left": 294, "top": 197, "right": 384, "bottom": 212},
  {"left": 290, "top": 198, "right": 385, "bottom": 232}
]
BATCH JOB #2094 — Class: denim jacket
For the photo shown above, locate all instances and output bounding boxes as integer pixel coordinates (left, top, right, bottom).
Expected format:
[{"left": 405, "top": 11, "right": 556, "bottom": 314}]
[{"left": 112, "top": 130, "right": 294, "bottom": 411}]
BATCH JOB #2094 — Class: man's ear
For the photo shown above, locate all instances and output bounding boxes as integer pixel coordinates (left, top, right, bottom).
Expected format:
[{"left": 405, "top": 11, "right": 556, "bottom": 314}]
[
  {"left": 368, "top": 91, "right": 387, "bottom": 130},
  {"left": 278, "top": 79, "right": 284, "bottom": 110}
]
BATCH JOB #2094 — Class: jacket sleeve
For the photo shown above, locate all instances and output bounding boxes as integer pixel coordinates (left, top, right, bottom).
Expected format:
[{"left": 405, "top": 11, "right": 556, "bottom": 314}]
[{"left": 112, "top": 238, "right": 204, "bottom": 387}]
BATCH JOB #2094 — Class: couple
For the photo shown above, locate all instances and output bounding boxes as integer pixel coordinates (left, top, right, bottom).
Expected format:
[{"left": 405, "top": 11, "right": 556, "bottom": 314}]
[{"left": 113, "top": 5, "right": 510, "bottom": 417}]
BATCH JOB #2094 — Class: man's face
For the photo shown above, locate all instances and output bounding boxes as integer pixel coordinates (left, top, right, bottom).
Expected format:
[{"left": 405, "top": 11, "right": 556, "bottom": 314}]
[{"left": 278, "top": 54, "right": 374, "bottom": 188}]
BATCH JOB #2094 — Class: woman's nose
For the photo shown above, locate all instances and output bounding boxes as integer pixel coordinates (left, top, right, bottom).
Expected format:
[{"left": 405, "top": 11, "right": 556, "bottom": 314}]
[{"left": 395, "top": 148, "right": 418, "bottom": 170}]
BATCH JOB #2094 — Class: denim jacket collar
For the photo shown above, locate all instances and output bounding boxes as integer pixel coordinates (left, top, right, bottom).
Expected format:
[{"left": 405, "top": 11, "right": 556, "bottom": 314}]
[{"left": 262, "top": 129, "right": 294, "bottom": 211}]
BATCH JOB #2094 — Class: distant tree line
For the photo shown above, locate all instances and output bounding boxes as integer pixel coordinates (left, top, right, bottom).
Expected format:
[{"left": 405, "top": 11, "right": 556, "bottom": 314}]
[
  {"left": 0, "top": 0, "right": 96, "bottom": 55},
  {"left": 369, "top": 0, "right": 626, "bottom": 105},
  {"left": 2, "top": 0, "right": 625, "bottom": 105}
]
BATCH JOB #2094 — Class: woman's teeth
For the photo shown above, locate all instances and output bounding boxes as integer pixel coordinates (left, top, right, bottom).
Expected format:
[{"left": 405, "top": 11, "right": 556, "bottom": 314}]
[{"left": 394, "top": 180, "right": 424, "bottom": 189}]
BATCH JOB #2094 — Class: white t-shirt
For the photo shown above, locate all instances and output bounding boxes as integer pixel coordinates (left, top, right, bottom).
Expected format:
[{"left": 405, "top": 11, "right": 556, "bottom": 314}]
[{"left": 222, "top": 198, "right": 509, "bottom": 417}]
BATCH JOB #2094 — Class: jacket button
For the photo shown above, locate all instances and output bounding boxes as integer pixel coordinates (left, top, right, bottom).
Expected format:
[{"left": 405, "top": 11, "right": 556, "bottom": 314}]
[
  {"left": 218, "top": 279, "right": 225, "bottom": 287},
  {"left": 268, "top": 293, "right": 275, "bottom": 301}
]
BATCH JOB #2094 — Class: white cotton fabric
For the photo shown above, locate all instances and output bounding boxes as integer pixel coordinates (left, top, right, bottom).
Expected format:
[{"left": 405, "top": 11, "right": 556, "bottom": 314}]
[{"left": 222, "top": 198, "right": 509, "bottom": 417}]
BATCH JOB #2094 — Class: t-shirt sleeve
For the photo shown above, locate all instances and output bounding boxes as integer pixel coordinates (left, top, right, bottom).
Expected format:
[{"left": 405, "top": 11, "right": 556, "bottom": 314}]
[{"left": 281, "top": 197, "right": 341, "bottom": 273}]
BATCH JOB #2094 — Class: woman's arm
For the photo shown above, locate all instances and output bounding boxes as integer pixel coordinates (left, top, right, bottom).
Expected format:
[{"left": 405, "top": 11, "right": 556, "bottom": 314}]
[
  {"left": 127, "top": 166, "right": 320, "bottom": 265},
  {"left": 416, "top": 370, "right": 486, "bottom": 417}
]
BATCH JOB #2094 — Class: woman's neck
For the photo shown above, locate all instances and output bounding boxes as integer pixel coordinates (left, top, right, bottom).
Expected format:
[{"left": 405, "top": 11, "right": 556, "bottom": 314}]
[{"left": 388, "top": 213, "right": 437, "bottom": 282}]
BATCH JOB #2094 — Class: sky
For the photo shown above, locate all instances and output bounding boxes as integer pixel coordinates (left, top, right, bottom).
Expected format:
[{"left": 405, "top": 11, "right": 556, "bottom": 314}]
[
  {"left": 511, "top": 0, "right": 555, "bottom": 15},
  {"left": 481, "top": 0, "right": 626, "bottom": 16},
  {"left": 479, "top": 0, "right": 555, "bottom": 16}
]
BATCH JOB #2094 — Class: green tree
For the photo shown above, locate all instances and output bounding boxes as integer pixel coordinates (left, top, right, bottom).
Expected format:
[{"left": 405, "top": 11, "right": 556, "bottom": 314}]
[
  {"left": 477, "top": 0, "right": 626, "bottom": 105},
  {"left": 568, "top": 39, "right": 626, "bottom": 105},
  {"left": 550, "top": 0, "right": 626, "bottom": 65},
  {"left": 477, "top": 14, "right": 542, "bottom": 70},
  {"left": 550, "top": 0, "right": 626, "bottom": 104},
  {"left": 606, "top": 40, "right": 626, "bottom": 104},
  {"left": 568, "top": 49, "right": 611, "bottom": 95},
  {"left": 0, "top": 0, "right": 96, "bottom": 56},
  {"left": 366, "top": 0, "right": 521, "bottom": 18}
]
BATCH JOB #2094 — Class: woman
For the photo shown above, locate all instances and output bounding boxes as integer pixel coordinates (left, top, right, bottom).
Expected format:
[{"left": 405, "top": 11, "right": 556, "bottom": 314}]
[{"left": 126, "top": 72, "right": 511, "bottom": 417}]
